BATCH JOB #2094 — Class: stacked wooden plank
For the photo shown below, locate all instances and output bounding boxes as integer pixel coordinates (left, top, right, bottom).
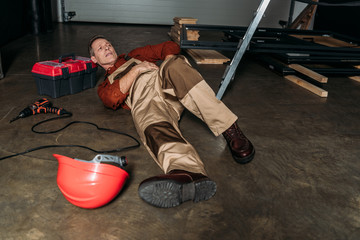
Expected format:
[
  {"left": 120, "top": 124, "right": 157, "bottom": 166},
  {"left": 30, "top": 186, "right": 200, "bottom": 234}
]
[
  {"left": 285, "top": 64, "right": 328, "bottom": 97},
  {"left": 169, "top": 17, "right": 230, "bottom": 64},
  {"left": 349, "top": 65, "right": 360, "bottom": 83},
  {"left": 170, "top": 17, "right": 200, "bottom": 44},
  {"left": 186, "top": 49, "right": 230, "bottom": 65}
]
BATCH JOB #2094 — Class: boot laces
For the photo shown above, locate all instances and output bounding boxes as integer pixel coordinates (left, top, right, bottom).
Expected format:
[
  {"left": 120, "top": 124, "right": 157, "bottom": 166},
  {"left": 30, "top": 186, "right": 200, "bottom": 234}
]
[{"left": 223, "top": 124, "right": 245, "bottom": 143}]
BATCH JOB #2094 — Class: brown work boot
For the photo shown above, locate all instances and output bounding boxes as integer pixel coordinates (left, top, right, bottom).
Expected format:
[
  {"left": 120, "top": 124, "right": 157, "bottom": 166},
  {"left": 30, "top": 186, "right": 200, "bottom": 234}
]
[
  {"left": 222, "top": 122, "right": 255, "bottom": 164},
  {"left": 138, "top": 170, "right": 216, "bottom": 208}
]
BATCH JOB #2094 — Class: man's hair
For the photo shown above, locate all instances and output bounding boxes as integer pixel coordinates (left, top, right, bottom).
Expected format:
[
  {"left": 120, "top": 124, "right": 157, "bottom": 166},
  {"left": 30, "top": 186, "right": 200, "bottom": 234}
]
[{"left": 88, "top": 35, "right": 106, "bottom": 56}]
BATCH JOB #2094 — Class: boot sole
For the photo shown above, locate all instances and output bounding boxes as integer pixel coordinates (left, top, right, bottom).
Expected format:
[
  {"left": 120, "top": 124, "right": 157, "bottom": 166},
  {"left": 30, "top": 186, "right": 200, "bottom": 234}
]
[
  {"left": 233, "top": 149, "right": 255, "bottom": 164},
  {"left": 138, "top": 179, "right": 217, "bottom": 208}
]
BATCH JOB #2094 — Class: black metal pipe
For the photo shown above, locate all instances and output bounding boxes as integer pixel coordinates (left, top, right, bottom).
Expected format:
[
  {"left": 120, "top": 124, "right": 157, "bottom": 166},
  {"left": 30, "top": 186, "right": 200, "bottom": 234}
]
[{"left": 30, "top": 0, "right": 40, "bottom": 35}]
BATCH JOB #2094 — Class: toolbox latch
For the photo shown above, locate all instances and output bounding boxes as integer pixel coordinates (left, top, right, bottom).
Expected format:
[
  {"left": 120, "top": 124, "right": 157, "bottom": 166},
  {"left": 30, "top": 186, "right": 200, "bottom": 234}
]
[
  {"left": 85, "top": 62, "right": 92, "bottom": 73},
  {"left": 62, "top": 67, "right": 70, "bottom": 79}
]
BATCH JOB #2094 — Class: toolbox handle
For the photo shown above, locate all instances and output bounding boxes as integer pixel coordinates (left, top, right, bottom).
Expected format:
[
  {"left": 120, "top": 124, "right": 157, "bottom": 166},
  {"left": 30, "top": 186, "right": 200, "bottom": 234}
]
[{"left": 59, "top": 53, "right": 76, "bottom": 63}]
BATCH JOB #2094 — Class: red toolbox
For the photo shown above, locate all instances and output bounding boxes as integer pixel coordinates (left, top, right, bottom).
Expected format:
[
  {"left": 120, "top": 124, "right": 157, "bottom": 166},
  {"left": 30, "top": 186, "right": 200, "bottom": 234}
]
[
  {"left": 74, "top": 56, "right": 98, "bottom": 90},
  {"left": 31, "top": 54, "right": 98, "bottom": 98}
]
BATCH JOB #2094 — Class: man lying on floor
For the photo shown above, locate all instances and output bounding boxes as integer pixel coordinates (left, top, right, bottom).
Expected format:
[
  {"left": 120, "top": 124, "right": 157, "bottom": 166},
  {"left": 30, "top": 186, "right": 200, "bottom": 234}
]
[{"left": 88, "top": 35, "right": 255, "bottom": 208}]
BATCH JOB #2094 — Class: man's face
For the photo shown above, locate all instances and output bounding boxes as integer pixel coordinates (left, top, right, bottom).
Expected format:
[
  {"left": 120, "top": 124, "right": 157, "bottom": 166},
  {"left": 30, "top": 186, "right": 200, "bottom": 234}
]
[{"left": 90, "top": 38, "right": 118, "bottom": 68}]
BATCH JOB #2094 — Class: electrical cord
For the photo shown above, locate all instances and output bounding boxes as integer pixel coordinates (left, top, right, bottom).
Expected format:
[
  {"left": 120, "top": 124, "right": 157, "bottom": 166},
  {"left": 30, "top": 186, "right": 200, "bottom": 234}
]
[{"left": 0, "top": 112, "right": 141, "bottom": 161}]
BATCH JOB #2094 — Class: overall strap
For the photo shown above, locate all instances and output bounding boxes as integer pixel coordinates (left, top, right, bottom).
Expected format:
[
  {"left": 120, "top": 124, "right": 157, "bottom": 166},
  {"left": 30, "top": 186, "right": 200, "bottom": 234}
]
[{"left": 107, "top": 58, "right": 141, "bottom": 84}]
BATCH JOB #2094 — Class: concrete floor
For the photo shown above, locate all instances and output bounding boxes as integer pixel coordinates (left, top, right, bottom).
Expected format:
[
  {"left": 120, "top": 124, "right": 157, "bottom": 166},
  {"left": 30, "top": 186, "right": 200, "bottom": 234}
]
[{"left": 1, "top": 22, "right": 360, "bottom": 240}]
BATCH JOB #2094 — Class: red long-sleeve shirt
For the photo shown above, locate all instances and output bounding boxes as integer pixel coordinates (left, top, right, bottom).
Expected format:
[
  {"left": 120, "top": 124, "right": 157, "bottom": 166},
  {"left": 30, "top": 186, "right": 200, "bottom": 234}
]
[{"left": 97, "top": 41, "right": 180, "bottom": 110}]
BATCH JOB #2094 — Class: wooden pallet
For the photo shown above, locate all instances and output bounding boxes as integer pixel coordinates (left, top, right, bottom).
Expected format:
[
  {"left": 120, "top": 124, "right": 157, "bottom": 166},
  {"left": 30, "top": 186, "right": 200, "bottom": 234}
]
[
  {"left": 288, "top": 64, "right": 328, "bottom": 83},
  {"left": 349, "top": 65, "right": 360, "bottom": 82},
  {"left": 169, "top": 17, "right": 229, "bottom": 64},
  {"left": 187, "top": 49, "right": 230, "bottom": 64},
  {"left": 285, "top": 75, "right": 328, "bottom": 97},
  {"left": 286, "top": 63, "right": 328, "bottom": 97},
  {"left": 173, "top": 17, "right": 198, "bottom": 25},
  {"left": 170, "top": 26, "right": 200, "bottom": 41},
  {"left": 169, "top": 17, "right": 199, "bottom": 45}
]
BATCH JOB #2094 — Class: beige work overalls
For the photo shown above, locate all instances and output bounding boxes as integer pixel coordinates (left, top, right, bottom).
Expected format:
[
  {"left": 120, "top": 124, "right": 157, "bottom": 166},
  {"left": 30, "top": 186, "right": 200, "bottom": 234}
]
[{"left": 109, "top": 55, "right": 237, "bottom": 176}]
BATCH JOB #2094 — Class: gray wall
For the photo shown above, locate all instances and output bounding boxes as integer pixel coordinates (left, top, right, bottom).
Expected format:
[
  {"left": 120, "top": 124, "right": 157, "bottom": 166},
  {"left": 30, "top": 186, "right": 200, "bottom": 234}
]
[{"left": 61, "top": 0, "right": 294, "bottom": 28}]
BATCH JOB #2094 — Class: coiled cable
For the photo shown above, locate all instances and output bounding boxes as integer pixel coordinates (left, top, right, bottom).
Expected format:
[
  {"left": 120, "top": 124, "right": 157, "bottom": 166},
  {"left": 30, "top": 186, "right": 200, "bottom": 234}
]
[{"left": 0, "top": 112, "right": 140, "bottom": 161}]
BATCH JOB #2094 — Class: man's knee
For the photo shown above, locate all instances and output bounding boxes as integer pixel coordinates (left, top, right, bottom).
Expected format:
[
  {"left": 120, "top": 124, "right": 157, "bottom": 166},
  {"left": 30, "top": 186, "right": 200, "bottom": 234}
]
[
  {"left": 162, "top": 55, "right": 188, "bottom": 73},
  {"left": 161, "top": 56, "right": 203, "bottom": 98},
  {"left": 145, "top": 121, "right": 186, "bottom": 156}
]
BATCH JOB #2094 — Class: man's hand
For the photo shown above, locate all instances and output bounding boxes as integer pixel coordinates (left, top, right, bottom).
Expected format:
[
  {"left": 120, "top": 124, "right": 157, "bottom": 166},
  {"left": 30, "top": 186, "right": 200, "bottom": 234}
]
[
  {"left": 133, "top": 61, "right": 159, "bottom": 75},
  {"left": 119, "top": 61, "right": 158, "bottom": 94},
  {"left": 165, "top": 54, "right": 175, "bottom": 60}
]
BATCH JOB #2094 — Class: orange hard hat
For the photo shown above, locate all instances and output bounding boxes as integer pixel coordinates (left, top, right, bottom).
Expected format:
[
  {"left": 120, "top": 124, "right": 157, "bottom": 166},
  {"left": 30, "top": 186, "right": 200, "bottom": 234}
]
[{"left": 53, "top": 154, "right": 129, "bottom": 209}]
